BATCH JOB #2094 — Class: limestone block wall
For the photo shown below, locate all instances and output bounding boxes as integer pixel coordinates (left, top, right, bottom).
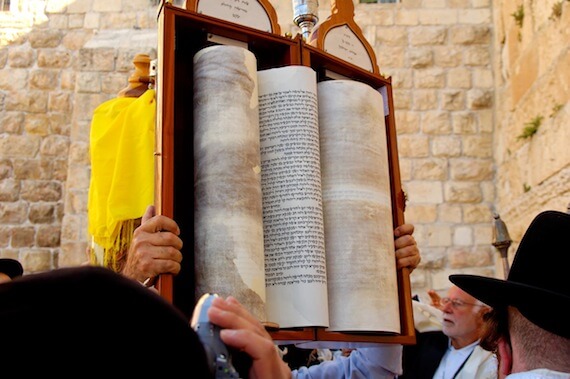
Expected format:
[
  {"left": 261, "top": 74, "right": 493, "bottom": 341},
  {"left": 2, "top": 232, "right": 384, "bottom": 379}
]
[
  {"left": 0, "top": 0, "right": 161, "bottom": 273},
  {"left": 0, "top": 0, "right": 567, "bottom": 301},
  {"left": 491, "top": 0, "right": 570, "bottom": 256}
]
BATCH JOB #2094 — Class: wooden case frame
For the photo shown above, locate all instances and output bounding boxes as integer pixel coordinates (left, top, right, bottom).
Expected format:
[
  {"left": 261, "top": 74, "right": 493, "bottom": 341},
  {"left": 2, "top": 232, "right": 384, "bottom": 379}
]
[{"left": 155, "top": 3, "right": 415, "bottom": 346}]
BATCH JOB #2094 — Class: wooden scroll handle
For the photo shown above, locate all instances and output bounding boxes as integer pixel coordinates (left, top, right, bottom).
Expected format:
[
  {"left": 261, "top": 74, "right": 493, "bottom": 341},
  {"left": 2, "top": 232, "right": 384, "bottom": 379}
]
[{"left": 118, "top": 53, "right": 156, "bottom": 98}]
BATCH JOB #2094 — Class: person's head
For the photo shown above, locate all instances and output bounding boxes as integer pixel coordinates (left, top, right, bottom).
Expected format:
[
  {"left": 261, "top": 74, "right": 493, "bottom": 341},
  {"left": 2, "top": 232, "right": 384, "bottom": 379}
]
[
  {"left": 480, "top": 305, "right": 570, "bottom": 378},
  {"left": 0, "top": 258, "right": 24, "bottom": 284},
  {"left": 0, "top": 266, "right": 212, "bottom": 376},
  {"left": 451, "top": 210, "right": 570, "bottom": 375},
  {"left": 440, "top": 285, "right": 490, "bottom": 349}
]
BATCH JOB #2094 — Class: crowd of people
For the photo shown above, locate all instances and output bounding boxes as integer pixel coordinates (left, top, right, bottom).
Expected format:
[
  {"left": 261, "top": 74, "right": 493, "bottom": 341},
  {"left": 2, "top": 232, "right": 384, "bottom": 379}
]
[{"left": 1, "top": 209, "right": 568, "bottom": 378}]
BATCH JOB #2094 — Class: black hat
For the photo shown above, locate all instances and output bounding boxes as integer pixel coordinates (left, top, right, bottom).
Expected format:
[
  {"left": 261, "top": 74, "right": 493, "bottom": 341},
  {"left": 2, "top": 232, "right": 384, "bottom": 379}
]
[
  {"left": 0, "top": 258, "right": 23, "bottom": 279},
  {"left": 450, "top": 210, "right": 570, "bottom": 339},
  {"left": 0, "top": 266, "right": 213, "bottom": 377}
]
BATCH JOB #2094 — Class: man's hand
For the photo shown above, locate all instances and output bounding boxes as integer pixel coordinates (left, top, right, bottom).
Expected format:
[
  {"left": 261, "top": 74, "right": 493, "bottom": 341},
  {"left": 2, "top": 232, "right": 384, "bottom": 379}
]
[
  {"left": 121, "top": 205, "right": 183, "bottom": 284},
  {"left": 207, "top": 296, "right": 292, "bottom": 379},
  {"left": 394, "top": 223, "right": 421, "bottom": 272},
  {"left": 427, "top": 289, "right": 443, "bottom": 310}
]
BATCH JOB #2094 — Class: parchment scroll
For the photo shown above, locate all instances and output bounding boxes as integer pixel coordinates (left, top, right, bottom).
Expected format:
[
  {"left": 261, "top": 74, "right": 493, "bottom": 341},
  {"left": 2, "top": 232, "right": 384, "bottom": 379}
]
[
  {"left": 193, "top": 45, "right": 267, "bottom": 322},
  {"left": 318, "top": 80, "right": 400, "bottom": 333},
  {"left": 192, "top": 46, "right": 400, "bottom": 332}
]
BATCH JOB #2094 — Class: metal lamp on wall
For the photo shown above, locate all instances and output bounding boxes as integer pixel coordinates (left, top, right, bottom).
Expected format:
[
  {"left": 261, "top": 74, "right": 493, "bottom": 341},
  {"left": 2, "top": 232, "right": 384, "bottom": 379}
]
[{"left": 492, "top": 212, "right": 512, "bottom": 277}]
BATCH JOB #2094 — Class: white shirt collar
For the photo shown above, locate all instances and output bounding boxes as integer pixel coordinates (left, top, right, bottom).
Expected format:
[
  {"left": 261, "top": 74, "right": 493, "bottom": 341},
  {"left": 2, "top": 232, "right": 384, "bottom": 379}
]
[{"left": 433, "top": 340, "right": 480, "bottom": 379}]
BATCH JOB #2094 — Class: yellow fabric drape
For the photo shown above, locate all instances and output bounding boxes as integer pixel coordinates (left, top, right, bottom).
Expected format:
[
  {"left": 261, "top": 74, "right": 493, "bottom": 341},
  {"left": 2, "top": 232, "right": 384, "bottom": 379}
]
[{"left": 88, "top": 89, "right": 156, "bottom": 271}]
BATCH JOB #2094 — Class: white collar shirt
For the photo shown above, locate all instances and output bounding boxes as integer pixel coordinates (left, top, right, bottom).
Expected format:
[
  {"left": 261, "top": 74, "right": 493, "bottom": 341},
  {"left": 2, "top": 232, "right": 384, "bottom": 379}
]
[{"left": 432, "top": 340, "right": 479, "bottom": 379}]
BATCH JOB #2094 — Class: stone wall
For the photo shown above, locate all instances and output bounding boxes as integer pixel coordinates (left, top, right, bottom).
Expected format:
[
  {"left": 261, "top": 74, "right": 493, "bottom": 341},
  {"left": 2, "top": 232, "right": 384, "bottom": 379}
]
[
  {"left": 0, "top": 0, "right": 568, "bottom": 302},
  {"left": 0, "top": 0, "right": 161, "bottom": 274},
  {"left": 491, "top": 0, "right": 570, "bottom": 253}
]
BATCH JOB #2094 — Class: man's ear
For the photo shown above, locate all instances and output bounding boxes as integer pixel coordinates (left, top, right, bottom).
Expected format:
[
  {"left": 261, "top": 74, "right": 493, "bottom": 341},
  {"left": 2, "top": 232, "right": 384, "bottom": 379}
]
[
  {"left": 497, "top": 337, "right": 512, "bottom": 379},
  {"left": 477, "top": 306, "right": 492, "bottom": 322}
]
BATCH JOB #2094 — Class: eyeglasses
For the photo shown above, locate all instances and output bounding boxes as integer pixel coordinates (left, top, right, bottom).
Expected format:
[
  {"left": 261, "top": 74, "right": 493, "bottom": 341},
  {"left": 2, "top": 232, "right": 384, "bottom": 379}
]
[{"left": 440, "top": 297, "right": 484, "bottom": 309}]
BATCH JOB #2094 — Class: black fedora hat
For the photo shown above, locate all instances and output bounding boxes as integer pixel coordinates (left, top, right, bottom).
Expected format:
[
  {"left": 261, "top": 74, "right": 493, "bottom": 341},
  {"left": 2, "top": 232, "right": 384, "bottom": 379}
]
[
  {"left": 0, "top": 258, "right": 23, "bottom": 279},
  {"left": 450, "top": 210, "right": 570, "bottom": 339}
]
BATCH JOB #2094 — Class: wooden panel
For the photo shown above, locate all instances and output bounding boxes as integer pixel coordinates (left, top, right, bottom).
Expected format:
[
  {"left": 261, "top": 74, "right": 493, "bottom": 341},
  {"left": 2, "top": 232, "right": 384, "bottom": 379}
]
[
  {"left": 307, "top": 0, "right": 380, "bottom": 75},
  {"left": 186, "top": 0, "right": 281, "bottom": 35}
]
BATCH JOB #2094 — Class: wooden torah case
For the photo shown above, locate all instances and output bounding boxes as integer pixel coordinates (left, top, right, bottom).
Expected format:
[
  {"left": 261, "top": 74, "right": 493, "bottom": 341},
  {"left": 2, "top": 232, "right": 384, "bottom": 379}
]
[{"left": 155, "top": 3, "right": 415, "bottom": 346}]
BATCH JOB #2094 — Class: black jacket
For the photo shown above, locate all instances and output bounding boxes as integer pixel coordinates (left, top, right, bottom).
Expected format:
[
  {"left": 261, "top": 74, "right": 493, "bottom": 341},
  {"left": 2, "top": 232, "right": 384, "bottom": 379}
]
[{"left": 400, "top": 330, "right": 449, "bottom": 378}]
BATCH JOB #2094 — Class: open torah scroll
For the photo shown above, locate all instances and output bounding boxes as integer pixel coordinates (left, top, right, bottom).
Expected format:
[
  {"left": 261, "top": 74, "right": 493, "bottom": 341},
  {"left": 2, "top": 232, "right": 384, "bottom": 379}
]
[{"left": 193, "top": 45, "right": 400, "bottom": 333}]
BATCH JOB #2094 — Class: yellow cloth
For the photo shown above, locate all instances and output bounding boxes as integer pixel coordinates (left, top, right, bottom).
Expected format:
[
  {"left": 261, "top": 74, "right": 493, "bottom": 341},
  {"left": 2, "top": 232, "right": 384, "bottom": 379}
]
[{"left": 88, "top": 89, "right": 156, "bottom": 271}]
